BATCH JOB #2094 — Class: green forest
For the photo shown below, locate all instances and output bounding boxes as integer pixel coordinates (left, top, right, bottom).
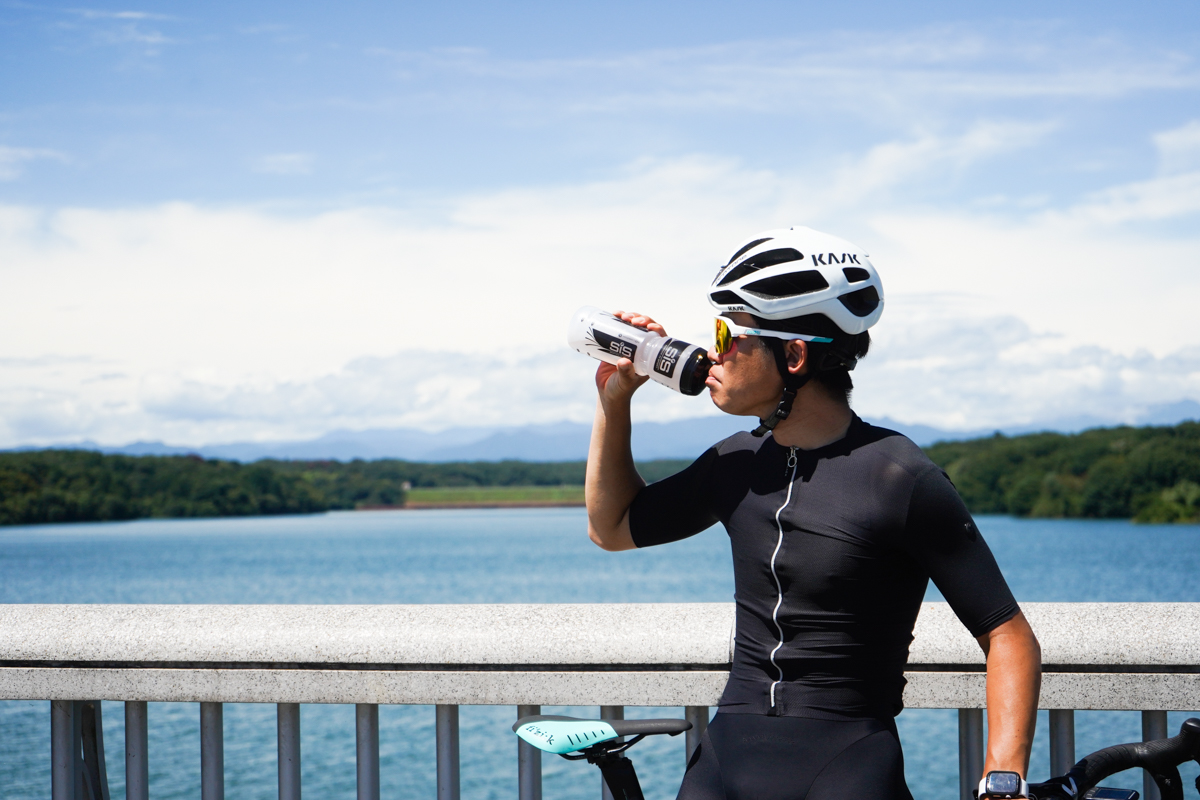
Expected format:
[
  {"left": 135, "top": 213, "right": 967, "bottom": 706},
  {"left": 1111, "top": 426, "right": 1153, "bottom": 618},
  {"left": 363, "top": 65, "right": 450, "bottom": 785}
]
[
  {"left": 2, "top": 421, "right": 1198, "bottom": 526},
  {"left": 0, "top": 450, "right": 687, "bottom": 526},
  {"left": 925, "top": 421, "right": 1200, "bottom": 524}
]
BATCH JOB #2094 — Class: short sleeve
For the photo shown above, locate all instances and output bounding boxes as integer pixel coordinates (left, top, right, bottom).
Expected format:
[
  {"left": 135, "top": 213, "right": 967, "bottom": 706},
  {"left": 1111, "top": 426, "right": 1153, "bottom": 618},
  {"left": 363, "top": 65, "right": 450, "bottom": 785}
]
[
  {"left": 902, "top": 468, "right": 1020, "bottom": 638},
  {"left": 629, "top": 447, "right": 722, "bottom": 548}
]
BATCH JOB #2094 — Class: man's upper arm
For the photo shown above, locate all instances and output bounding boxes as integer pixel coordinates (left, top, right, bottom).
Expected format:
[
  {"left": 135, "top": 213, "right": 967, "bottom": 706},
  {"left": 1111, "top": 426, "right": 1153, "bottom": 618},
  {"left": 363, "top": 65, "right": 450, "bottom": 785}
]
[
  {"left": 628, "top": 447, "right": 722, "bottom": 548},
  {"left": 903, "top": 467, "right": 1020, "bottom": 638}
]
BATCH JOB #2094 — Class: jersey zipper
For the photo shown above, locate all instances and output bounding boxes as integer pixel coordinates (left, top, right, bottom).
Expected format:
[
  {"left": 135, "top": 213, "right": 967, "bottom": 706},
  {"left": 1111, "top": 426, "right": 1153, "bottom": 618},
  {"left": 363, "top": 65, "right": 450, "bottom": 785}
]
[{"left": 768, "top": 445, "right": 799, "bottom": 713}]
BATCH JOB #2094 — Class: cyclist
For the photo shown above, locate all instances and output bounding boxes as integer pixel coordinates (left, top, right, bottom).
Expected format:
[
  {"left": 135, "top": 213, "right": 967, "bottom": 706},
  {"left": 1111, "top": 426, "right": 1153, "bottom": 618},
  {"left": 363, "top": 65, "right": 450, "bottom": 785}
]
[{"left": 584, "top": 226, "right": 1042, "bottom": 799}]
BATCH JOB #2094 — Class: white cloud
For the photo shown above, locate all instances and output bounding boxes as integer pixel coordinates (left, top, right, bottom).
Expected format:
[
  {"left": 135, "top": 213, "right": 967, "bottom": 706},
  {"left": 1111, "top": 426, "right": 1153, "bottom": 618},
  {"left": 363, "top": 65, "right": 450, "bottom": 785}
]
[
  {"left": 854, "top": 301, "right": 1200, "bottom": 431},
  {"left": 52, "top": 8, "right": 179, "bottom": 57},
  {"left": 369, "top": 26, "right": 1200, "bottom": 124},
  {"left": 0, "top": 347, "right": 709, "bottom": 446},
  {"left": 830, "top": 121, "right": 1056, "bottom": 204},
  {"left": 5, "top": 315, "right": 1197, "bottom": 447},
  {"left": 0, "top": 146, "right": 66, "bottom": 181},
  {"left": 70, "top": 10, "right": 175, "bottom": 22},
  {"left": 1155, "top": 120, "right": 1200, "bottom": 175},
  {"left": 3, "top": 132, "right": 1200, "bottom": 447},
  {"left": 94, "top": 24, "right": 170, "bottom": 48},
  {"left": 252, "top": 153, "right": 315, "bottom": 175},
  {"left": 1065, "top": 170, "right": 1200, "bottom": 223},
  {"left": 869, "top": 204, "right": 1200, "bottom": 351}
]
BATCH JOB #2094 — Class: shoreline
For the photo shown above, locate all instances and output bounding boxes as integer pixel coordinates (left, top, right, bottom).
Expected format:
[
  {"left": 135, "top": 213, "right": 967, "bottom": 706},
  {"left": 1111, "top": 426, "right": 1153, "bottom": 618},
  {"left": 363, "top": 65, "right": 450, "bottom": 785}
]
[{"left": 358, "top": 501, "right": 585, "bottom": 510}]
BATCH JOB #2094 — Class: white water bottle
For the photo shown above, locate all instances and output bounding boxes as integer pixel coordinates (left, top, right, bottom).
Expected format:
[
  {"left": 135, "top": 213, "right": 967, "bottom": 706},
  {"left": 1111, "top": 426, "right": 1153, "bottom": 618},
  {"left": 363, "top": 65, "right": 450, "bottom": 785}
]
[{"left": 567, "top": 306, "right": 712, "bottom": 395}]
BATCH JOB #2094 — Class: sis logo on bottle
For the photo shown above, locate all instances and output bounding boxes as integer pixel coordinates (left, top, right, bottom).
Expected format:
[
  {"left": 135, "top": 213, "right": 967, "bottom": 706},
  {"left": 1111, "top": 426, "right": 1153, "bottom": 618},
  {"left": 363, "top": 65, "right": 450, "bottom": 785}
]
[
  {"left": 592, "top": 329, "right": 637, "bottom": 360},
  {"left": 653, "top": 339, "right": 684, "bottom": 378}
]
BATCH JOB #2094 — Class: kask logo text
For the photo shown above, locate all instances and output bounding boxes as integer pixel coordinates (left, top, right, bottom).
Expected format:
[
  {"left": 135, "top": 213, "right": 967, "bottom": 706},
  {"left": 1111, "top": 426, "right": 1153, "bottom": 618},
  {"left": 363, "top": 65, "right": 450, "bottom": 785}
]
[{"left": 812, "top": 253, "right": 861, "bottom": 265}]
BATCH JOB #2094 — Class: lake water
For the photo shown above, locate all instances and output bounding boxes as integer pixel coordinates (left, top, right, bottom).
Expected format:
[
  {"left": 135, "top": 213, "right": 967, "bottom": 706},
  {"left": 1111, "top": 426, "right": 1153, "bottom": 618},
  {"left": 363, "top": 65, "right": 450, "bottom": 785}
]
[{"left": 1, "top": 509, "right": 1198, "bottom": 799}]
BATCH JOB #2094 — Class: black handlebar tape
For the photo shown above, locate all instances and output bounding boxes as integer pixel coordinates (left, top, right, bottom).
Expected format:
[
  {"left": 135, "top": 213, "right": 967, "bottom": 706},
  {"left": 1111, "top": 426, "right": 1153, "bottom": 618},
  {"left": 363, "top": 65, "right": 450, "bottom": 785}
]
[{"left": 1063, "top": 718, "right": 1200, "bottom": 800}]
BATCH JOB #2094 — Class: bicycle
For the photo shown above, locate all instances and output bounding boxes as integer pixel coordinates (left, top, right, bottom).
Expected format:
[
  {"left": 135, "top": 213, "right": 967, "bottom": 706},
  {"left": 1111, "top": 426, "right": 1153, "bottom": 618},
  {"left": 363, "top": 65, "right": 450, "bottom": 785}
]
[{"left": 514, "top": 714, "right": 1200, "bottom": 800}]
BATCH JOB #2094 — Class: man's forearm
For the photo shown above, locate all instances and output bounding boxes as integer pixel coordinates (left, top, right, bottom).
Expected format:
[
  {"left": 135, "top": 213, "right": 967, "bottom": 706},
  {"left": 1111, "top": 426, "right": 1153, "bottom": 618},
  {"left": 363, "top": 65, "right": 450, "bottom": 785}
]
[
  {"left": 979, "top": 611, "right": 1042, "bottom": 781},
  {"left": 585, "top": 396, "right": 643, "bottom": 550}
]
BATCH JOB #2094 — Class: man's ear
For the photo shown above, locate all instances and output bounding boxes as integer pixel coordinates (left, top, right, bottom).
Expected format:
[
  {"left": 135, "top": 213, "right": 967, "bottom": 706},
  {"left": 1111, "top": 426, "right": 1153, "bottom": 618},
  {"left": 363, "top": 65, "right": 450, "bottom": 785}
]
[{"left": 785, "top": 339, "right": 808, "bottom": 374}]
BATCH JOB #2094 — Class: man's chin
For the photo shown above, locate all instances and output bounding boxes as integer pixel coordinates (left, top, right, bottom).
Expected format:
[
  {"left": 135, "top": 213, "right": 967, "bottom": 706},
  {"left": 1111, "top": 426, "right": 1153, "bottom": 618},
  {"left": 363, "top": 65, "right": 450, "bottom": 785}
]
[{"left": 709, "top": 392, "right": 754, "bottom": 418}]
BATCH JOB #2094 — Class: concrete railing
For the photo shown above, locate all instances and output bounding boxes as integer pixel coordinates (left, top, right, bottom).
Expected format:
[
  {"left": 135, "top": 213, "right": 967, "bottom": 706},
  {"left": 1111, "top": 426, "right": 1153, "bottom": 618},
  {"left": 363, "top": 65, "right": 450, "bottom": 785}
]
[{"left": 2, "top": 602, "right": 1198, "bottom": 800}]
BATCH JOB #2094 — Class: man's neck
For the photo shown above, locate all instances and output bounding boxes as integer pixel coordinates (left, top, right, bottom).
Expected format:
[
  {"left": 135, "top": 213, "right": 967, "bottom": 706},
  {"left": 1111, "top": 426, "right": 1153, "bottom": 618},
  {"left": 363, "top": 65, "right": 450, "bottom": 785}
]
[{"left": 767, "top": 385, "right": 854, "bottom": 450}]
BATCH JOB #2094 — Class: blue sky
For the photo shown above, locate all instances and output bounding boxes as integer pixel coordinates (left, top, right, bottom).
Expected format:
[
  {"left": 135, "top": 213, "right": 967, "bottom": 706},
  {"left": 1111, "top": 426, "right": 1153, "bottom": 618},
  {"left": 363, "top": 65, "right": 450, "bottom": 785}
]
[
  {"left": 2, "top": 1, "right": 1200, "bottom": 446},
  {"left": 4, "top": 1, "right": 1199, "bottom": 208}
]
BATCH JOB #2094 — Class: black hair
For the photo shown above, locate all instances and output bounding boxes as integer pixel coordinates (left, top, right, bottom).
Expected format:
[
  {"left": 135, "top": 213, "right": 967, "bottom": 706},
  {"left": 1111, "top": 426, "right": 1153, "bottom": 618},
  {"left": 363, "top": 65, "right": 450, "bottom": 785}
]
[{"left": 751, "top": 313, "right": 871, "bottom": 405}]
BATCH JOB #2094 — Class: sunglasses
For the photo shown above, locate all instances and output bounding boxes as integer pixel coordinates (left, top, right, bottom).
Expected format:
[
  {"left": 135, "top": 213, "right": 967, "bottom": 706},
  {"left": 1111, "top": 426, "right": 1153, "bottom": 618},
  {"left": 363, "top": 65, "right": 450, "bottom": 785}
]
[{"left": 713, "top": 316, "right": 833, "bottom": 356}]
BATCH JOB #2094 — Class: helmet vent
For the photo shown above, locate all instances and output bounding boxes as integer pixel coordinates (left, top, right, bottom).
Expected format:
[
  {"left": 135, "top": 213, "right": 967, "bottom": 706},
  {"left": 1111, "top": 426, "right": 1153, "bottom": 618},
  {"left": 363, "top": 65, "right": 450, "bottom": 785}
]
[
  {"left": 717, "top": 248, "right": 804, "bottom": 286},
  {"left": 740, "top": 269, "right": 829, "bottom": 300},
  {"left": 725, "top": 237, "right": 773, "bottom": 267},
  {"left": 709, "top": 290, "right": 757, "bottom": 310},
  {"left": 842, "top": 267, "right": 869, "bottom": 283},
  {"left": 838, "top": 286, "right": 881, "bottom": 317}
]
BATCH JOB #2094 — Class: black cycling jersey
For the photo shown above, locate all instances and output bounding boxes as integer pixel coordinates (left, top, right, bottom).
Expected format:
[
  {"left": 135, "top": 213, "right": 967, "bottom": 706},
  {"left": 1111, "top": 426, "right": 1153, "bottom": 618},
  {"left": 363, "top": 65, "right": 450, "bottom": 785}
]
[{"left": 629, "top": 415, "right": 1019, "bottom": 720}]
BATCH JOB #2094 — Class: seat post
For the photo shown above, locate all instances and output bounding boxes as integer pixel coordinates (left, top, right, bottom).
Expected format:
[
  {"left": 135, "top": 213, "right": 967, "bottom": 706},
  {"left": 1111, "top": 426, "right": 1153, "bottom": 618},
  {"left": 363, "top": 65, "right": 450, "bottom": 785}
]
[
  {"left": 517, "top": 705, "right": 542, "bottom": 800},
  {"left": 595, "top": 754, "right": 646, "bottom": 800},
  {"left": 600, "top": 707, "right": 625, "bottom": 800}
]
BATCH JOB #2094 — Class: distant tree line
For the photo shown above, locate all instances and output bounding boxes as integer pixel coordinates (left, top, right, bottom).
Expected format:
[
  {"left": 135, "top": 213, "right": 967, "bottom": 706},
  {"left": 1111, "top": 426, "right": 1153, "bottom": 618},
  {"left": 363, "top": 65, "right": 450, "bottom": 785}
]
[
  {"left": 0, "top": 451, "right": 328, "bottom": 526},
  {"left": 0, "top": 450, "right": 690, "bottom": 526},
  {"left": 925, "top": 421, "right": 1200, "bottom": 523},
  {"left": 4, "top": 422, "right": 1198, "bottom": 526}
]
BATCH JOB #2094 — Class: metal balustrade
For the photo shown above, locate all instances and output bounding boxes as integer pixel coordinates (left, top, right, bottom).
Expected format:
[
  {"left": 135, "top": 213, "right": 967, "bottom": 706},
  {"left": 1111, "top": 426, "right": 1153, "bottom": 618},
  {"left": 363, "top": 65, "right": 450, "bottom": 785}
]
[{"left": 3, "top": 603, "right": 1198, "bottom": 800}]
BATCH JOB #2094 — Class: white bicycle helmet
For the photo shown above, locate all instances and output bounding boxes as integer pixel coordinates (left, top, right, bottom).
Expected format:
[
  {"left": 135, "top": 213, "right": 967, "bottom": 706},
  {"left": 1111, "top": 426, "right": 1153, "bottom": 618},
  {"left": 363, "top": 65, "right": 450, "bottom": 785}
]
[{"left": 708, "top": 226, "right": 883, "bottom": 334}]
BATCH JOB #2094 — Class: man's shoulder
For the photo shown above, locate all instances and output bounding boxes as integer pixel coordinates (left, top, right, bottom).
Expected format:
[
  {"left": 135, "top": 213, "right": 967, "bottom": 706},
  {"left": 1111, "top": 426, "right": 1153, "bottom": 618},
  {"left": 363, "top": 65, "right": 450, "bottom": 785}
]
[
  {"left": 852, "top": 418, "right": 940, "bottom": 475},
  {"left": 711, "top": 428, "right": 770, "bottom": 456}
]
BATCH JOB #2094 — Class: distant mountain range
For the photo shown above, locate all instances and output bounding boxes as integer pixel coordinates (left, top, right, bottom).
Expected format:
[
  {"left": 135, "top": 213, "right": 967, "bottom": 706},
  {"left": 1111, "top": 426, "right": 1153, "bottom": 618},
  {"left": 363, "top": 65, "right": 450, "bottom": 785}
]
[{"left": 20, "top": 399, "right": 1200, "bottom": 463}]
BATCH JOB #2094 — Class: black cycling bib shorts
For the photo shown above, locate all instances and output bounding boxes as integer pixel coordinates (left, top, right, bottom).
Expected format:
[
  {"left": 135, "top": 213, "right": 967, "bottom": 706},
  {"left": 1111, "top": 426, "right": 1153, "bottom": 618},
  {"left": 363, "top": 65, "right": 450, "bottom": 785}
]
[{"left": 628, "top": 416, "right": 1020, "bottom": 799}]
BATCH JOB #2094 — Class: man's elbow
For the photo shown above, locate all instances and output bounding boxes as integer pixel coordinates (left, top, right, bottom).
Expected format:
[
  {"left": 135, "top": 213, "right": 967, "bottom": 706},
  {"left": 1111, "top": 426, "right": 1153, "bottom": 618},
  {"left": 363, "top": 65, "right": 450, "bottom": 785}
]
[
  {"left": 588, "top": 522, "right": 634, "bottom": 551},
  {"left": 981, "top": 612, "right": 1042, "bottom": 665},
  {"left": 588, "top": 526, "right": 618, "bottom": 551},
  {"left": 1013, "top": 612, "right": 1042, "bottom": 660}
]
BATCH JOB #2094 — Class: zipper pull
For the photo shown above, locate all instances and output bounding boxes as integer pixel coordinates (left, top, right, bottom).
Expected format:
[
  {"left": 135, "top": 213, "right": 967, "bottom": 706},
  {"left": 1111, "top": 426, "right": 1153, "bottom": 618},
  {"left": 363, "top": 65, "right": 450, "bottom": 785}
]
[{"left": 785, "top": 446, "right": 797, "bottom": 478}]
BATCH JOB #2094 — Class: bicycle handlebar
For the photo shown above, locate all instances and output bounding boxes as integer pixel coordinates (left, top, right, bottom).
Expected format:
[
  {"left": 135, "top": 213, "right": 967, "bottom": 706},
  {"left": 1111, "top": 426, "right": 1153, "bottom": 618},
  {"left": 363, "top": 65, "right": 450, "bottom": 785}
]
[{"left": 1028, "top": 718, "right": 1200, "bottom": 800}]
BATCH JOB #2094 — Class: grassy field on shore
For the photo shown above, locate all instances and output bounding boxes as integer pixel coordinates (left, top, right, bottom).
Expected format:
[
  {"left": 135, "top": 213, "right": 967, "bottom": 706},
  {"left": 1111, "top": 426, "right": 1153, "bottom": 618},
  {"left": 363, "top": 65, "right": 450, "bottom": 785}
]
[{"left": 401, "top": 485, "right": 585, "bottom": 507}]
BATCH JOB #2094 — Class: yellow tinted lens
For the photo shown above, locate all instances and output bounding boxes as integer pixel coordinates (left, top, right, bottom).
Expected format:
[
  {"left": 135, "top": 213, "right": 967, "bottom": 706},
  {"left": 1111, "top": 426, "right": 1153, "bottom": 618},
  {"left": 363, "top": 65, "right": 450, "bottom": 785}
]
[{"left": 714, "top": 317, "right": 732, "bottom": 355}]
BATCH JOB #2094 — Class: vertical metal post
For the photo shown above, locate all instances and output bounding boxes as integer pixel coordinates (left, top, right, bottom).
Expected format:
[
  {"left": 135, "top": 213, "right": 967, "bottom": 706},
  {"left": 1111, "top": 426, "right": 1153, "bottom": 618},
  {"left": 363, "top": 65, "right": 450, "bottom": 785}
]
[
  {"left": 80, "top": 700, "right": 111, "bottom": 800},
  {"left": 1049, "top": 709, "right": 1076, "bottom": 778},
  {"left": 684, "top": 706, "right": 709, "bottom": 765},
  {"left": 356, "top": 704, "right": 380, "bottom": 800},
  {"left": 600, "top": 707, "right": 624, "bottom": 800},
  {"left": 200, "top": 702, "right": 224, "bottom": 800},
  {"left": 278, "top": 703, "right": 302, "bottom": 800},
  {"left": 517, "top": 705, "right": 542, "bottom": 800},
  {"left": 436, "top": 705, "right": 461, "bottom": 800},
  {"left": 52, "top": 700, "right": 77, "bottom": 800},
  {"left": 125, "top": 701, "right": 149, "bottom": 800},
  {"left": 958, "top": 708, "right": 984, "bottom": 800},
  {"left": 72, "top": 700, "right": 86, "bottom": 800},
  {"left": 1142, "top": 710, "right": 1168, "bottom": 800}
]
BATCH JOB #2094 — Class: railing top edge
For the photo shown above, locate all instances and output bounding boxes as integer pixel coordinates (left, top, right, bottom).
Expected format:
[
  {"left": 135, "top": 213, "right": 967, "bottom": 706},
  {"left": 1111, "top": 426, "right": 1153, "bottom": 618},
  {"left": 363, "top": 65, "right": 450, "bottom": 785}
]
[
  {"left": 0, "top": 603, "right": 738, "bottom": 666},
  {"left": 1, "top": 602, "right": 1196, "bottom": 667},
  {"left": 3, "top": 601, "right": 1196, "bottom": 613},
  {"left": 911, "top": 603, "right": 1200, "bottom": 665}
]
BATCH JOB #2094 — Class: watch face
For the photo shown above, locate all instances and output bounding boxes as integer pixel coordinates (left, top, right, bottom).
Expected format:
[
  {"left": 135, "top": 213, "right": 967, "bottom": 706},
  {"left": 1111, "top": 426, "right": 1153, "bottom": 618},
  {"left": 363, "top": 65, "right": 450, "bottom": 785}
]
[{"left": 987, "top": 772, "right": 1021, "bottom": 795}]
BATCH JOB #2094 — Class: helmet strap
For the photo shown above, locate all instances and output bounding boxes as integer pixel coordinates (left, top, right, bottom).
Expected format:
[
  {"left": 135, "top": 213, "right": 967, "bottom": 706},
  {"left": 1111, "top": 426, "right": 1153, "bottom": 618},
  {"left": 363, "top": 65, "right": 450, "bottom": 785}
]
[{"left": 752, "top": 339, "right": 812, "bottom": 438}]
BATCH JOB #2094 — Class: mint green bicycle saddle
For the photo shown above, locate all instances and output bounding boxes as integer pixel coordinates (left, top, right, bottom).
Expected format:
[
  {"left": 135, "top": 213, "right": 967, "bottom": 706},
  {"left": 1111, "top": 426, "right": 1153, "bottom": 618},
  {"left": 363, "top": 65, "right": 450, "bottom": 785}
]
[{"left": 513, "top": 715, "right": 691, "bottom": 755}]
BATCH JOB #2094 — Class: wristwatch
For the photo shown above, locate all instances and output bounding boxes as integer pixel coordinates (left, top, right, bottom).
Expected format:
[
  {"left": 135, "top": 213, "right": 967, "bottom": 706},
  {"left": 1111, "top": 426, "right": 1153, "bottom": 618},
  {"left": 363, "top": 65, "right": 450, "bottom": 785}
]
[{"left": 979, "top": 771, "right": 1029, "bottom": 798}]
